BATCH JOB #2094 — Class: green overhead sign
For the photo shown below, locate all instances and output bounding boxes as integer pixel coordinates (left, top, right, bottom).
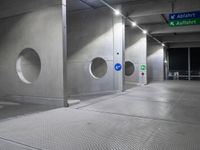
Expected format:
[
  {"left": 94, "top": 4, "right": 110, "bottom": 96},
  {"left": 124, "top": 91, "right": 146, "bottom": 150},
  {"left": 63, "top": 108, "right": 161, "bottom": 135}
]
[{"left": 169, "top": 18, "right": 200, "bottom": 27}]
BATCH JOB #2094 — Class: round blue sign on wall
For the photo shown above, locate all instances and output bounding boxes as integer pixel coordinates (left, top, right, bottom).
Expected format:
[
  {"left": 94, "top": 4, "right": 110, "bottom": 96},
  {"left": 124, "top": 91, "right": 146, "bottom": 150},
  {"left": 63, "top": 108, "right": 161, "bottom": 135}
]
[{"left": 115, "top": 63, "right": 122, "bottom": 71}]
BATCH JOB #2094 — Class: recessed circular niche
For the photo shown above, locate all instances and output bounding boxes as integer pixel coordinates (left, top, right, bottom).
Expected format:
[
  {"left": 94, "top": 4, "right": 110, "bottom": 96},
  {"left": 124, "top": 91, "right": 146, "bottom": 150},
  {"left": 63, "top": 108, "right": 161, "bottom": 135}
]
[
  {"left": 89, "top": 57, "right": 108, "bottom": 79},
  {"left": 16, "top": 48, "right": 41, "bottom": 84},
  {"left": 125, "top": 61, "right": 135, "bottom": 76}
]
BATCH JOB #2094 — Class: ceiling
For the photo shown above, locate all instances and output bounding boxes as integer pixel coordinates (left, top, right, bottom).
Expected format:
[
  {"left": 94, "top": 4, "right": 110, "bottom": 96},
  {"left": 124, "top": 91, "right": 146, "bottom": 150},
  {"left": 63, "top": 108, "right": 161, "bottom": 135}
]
[
  {"left": 67, "top": 0, "right": 200, "bottom": 46},
  {"left": 67, "top": 0, "right": 200, "bottom": 26},
  {"left": 67, "top": 0, "right": 149, "bottom": 11},
  {"left": 0, "top": 0, "right": 199, "bottom": 46},
  {"left": 0, "top": 0, "right": 60, "bottom": 19}
]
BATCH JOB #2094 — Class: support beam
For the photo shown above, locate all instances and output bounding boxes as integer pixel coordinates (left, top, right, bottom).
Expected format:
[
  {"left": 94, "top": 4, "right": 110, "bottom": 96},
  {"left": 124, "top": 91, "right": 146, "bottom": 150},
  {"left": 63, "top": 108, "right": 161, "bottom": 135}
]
[
  {"left": 169, "top": 42, "right": 200, "bottom": 48},
  {"left": 188, "top": 48, "right": 191, "bottom": 81},
  {"left": 157, "top": 34, "right": 200, "bottom": 43},
  {"left": 161, "top": 14, "right": 169, "bottom": 24}
]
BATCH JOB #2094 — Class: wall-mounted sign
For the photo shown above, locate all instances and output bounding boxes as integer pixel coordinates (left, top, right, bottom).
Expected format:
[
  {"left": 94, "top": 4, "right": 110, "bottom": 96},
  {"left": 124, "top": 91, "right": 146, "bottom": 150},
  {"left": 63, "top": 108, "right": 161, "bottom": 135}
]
[
  {"left": 140, "top": 64, "right": 146, "bottom": 71},
  {"left": 169, "top": 11, "right": 200, "bottom": 27},
  {"left": 115, "top": 63, "right": 122, "bottom": 71}
]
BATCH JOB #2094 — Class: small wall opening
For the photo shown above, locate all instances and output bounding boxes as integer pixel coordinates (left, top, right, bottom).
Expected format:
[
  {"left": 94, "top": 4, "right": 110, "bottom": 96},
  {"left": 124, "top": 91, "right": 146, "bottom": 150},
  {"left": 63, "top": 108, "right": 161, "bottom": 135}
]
[
  {"left": 125, "top": 61, "right": 135, "bottom": 76},
  {"left": 16, "top": 48, "right": 41, "bottom": 84},
  {"left": 89, "top": 57, "right": 108, "bottom": 79}
]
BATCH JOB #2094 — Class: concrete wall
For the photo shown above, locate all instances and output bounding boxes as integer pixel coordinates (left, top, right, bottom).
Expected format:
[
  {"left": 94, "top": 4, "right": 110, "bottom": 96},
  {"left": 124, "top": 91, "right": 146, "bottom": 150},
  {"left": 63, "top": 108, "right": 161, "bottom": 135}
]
[
  {"left": 0, "top": 5, "right": 64, "bottom": 106},
  {"left": 67, "top": 7, "right": 125, "bottom": 96},
  {"left": 0, "top": 0, "right": 61, "bottom": 19},
  {"left": 125, "top": 27, "right": 147, "bottom": 84},
  {"left": 147, "top": 41, "right": 164, "bottom": 82}
]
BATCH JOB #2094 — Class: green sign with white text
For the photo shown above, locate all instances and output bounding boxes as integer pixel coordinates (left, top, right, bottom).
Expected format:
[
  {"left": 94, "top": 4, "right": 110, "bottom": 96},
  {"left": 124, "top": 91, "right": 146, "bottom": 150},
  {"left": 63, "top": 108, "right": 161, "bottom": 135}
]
[{"left": 169, "top": 18, "right": 200, "bottom": 27}]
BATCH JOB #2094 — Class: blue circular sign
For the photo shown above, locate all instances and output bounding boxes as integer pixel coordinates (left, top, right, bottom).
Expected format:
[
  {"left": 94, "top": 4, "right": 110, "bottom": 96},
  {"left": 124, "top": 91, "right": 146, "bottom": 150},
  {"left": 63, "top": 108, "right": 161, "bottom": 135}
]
[{"left": 115, "top": 63, "right": 122, "bottom": 71}]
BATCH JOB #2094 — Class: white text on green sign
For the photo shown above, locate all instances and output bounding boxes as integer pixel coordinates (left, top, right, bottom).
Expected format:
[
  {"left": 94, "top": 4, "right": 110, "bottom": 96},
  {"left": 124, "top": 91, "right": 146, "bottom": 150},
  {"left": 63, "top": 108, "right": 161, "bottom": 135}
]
[{"left": 169, "top": 18, "right": 200, "bottom": 27}]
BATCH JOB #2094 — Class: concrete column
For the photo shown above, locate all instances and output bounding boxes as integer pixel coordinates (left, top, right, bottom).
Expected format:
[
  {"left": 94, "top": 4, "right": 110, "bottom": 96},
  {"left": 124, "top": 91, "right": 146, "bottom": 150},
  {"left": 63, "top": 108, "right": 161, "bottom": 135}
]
[
  {"left": 62, "top": 0, "right": 68, "bottom": 106},
  {"left": 188, "top": 47, "right": 191, "bottom": 81},
  {"left": 113, "top": 14, "right": 125, "bottom": 92},
  {"left": 139, "top": 35, "right": 147, "bottom": 85}
]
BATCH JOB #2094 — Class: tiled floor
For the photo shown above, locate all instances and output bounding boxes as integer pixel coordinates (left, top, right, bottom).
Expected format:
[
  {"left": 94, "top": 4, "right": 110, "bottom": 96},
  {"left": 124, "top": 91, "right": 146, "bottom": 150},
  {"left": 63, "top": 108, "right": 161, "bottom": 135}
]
[{"left": 0, "top": 81, "right": 200, "bottom": 150}]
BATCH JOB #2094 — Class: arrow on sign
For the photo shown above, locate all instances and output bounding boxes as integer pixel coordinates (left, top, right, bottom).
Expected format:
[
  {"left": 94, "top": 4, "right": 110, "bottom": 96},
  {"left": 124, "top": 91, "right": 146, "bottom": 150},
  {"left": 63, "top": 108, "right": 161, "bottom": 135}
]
[
  {"left": 114, "top": 63, "right": 122, "bottom": 71},
  {"left": 171, "top": 15, "right": 176, "bottom": 20},
  {"left": 170, "top": 22, "right": 175, "bottom": 26}
]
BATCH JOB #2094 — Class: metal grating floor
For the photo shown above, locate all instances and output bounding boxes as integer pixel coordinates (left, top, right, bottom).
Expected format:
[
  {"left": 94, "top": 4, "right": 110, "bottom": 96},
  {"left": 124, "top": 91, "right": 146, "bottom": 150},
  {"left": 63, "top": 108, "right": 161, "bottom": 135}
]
[
  {"left": 0, "top": 101, "right": 58, "bottom": 121},
  {"left": 0, "top": 81, "right": 200, "bottom": 150}
]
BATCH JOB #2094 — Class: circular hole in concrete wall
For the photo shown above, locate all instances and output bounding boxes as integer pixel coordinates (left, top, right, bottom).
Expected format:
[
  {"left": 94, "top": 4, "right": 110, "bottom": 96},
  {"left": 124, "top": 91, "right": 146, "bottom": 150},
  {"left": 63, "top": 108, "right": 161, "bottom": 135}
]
[
  {"left": 89, "top": 57, "right": 108, "bottom": 79},
  {"left": 125, "top": 61, "right": 135, "bottom": 76},
  {"left": 16, "top": 48, "right": 41, "bottom": 84}
]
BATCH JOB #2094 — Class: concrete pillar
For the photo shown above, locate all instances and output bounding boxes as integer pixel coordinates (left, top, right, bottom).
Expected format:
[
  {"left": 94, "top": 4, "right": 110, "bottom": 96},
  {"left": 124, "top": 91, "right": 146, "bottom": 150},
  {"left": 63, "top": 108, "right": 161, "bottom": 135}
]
[
  {"left": 113, "top": 14, "right": 125, "bottom": 92},
  {"left": 147, "top": 41, "right": 164, "bottom": 82},
  {"left": 62, "top": 0, "right": 68, "bottom": 106},
  {"left": 139, "top": 36, "right": 147, "bottom": 85},
  {"left": 164, "top": 47, "right": 169, "bottom": 80},
  {"left": 188, "top": 47, "right": 191, "bottom": 81}
]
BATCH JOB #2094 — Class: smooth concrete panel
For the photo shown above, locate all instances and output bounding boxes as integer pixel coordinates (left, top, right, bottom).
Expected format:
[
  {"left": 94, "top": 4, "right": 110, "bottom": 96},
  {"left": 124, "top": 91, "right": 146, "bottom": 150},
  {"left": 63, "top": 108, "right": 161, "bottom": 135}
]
[
  {"left": 68, "top": 8, "right": 114, "bottom": 62},
  {"left": 67, "top": 60, "right": 114, "bottom": 96},
  {"left": 147, "top": 42, "right": 164, "bottom": 82},
  {"left": 0, "top": 6, "right": 64, "bottom": 106},
  {"left": 125, "top": 27, "right": 147, "bottom": 84},
  {"left": 67, "top": 8, "right": 116, "bottom": 96}
]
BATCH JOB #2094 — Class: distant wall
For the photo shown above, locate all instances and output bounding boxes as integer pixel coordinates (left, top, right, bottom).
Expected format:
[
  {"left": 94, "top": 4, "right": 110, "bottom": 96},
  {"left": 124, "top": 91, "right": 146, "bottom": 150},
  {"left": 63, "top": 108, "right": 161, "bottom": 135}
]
[
  {"left": 125, "top": 27, "right": 147, "bottom": 84},
  {"left": 147, "top": 42, "right": 164, "bottom": 82},
  {"left": 0, "top": 6, "right": 64, "bottom": 106}
]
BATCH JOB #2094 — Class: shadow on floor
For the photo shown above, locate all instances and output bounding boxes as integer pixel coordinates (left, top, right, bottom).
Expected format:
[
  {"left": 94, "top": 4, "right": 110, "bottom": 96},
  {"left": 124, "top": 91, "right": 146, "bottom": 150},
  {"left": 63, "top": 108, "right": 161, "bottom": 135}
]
[
  {"left": 125, "top": 82, "right": 138, "bottom": 90},
  {"left": 0, "top": 101, "right": 59, "bottom": 121}
]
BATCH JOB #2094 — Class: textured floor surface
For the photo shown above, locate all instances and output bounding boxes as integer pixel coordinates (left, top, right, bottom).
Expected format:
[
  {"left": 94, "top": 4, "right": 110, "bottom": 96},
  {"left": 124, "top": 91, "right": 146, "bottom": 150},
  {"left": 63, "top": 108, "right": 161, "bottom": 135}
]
[
  {"left": 0, "top": 81, "right": 200, "bottom": 150},
  {"left": 0, "top": 101, "right": 58, "bottom": 121}
]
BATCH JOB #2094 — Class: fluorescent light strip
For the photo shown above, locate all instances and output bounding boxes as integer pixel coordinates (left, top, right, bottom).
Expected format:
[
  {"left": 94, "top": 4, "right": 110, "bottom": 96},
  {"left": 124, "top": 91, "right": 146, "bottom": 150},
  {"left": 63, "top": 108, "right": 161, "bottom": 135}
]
[{"left": 99, "top": 0, "right": 165, "bottom": 47}]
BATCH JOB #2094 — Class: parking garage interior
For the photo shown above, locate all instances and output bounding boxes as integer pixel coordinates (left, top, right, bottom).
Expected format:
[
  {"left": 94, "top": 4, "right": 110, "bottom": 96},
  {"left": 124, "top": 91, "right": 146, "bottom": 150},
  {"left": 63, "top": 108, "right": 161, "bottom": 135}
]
[{"left": 0, "top": 0, "right": 200, "bottom": 149}]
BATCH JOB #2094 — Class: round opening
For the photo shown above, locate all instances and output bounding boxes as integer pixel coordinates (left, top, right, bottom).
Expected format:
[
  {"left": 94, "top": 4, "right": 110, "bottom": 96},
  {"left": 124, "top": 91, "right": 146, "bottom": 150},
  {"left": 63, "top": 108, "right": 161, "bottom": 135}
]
[
  {"left": 89, "top": 57, "right": 108, "bottom": 79},
  {"left": 16, "top": 48, "right": 41, "bottom": 84},
  {"left": 125, "top": 61, "right": 135, "bottom": 76}
]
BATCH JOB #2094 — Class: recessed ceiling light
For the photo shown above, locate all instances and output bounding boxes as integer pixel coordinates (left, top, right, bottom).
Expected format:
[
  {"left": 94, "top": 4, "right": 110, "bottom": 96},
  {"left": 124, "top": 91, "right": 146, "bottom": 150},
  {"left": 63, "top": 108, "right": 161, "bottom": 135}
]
[
  {"left": 114, "top": 10, "right": 120, "bottom": 16},
  {"left": 143, "top": 30, "right": 147, "bottom": 34},
  {"left": 132, "top": 22, "right": 137, "bottom": 27}
]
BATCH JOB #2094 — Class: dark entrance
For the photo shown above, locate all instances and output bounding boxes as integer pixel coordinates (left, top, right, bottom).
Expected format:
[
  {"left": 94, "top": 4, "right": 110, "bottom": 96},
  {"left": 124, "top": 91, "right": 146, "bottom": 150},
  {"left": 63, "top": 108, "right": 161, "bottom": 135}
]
[{"left": 167, "top": 47, "right": 200, "bottom": 80}]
